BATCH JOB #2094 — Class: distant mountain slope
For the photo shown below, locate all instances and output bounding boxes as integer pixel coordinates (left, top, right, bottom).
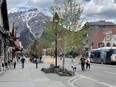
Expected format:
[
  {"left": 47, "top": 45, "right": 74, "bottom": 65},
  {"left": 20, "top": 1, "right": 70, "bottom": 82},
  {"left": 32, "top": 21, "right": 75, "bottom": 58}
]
[{"left": 8, "top": 8, "right": 47, "bottom": 48}]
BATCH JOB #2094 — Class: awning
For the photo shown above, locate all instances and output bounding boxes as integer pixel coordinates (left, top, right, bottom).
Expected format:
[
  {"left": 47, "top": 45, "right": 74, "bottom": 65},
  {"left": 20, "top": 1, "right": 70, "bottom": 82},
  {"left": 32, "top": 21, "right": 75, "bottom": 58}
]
[{"left": 14, "top": 39, "right": 20, "bottom": 48}]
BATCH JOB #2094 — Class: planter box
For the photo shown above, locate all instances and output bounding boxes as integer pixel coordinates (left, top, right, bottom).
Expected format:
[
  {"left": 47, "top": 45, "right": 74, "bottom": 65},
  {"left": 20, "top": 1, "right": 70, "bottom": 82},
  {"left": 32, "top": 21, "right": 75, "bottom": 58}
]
[
  {"left": 41, "top": 67, "right": 75, "bottom": 76},
  {"left": 41, "top": 68, "right": 54, "bottom": 73}
]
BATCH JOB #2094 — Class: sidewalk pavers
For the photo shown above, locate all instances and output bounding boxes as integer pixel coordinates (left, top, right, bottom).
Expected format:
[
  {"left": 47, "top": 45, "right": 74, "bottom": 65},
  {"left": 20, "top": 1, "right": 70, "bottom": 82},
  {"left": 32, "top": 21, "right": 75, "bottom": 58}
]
[{"left": 0, "top": 58, "right": 66, "bottom": 87}]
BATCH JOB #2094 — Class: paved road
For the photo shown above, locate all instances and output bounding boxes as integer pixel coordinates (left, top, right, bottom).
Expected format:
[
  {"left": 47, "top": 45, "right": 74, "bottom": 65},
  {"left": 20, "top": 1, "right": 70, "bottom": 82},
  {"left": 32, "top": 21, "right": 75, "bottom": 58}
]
[
  {"left": 56, "top": 56, "right": 116, "bottom": 87},
  {"left": 43, "top": 55, "right": 116, "bottom": 87}
]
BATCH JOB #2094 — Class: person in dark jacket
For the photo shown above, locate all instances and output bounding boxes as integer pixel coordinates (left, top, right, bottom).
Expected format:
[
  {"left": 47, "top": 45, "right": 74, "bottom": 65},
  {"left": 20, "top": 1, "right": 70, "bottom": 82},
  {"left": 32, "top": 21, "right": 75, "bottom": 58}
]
[
  {"left": 21, "top": 56, "right": 26, "bottom": 69},
  {"left": 35, "top": 57, "right": 39, "bottom": 68},
  {"left": 80, "top": 57, "right": 86, "bottom": 71}
]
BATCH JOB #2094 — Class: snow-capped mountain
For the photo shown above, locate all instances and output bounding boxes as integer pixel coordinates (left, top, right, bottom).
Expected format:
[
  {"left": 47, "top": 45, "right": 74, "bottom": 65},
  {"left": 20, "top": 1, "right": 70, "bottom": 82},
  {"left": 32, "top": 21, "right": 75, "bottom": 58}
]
[{"left": 8, "top": 8, "right": 47, "bottom": 48}]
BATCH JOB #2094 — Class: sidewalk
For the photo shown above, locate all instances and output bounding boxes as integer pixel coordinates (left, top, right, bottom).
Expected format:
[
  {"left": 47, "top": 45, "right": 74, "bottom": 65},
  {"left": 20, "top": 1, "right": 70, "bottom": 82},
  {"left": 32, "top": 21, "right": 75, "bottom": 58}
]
[{"left": 0, "top": 58, "right": 66, "bottom": 87}]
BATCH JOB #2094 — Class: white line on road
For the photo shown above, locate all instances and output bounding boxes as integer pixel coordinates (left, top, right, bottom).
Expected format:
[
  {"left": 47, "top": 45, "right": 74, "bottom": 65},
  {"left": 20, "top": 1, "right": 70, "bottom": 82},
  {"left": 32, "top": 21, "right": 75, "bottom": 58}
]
[
  {"left": 68, "top": 74, "right": 116, "bottom": 87},
  {"left": 68, "top": 75, "right": 80, "bottom": 87},
  {"left": 103, "top": 71, "right": 116, "bottom": 75},
  {"left": 81, "top": 75, "right": 116, "bottom": 87},
  {"left": 100, "top": 82, "right": 116, "bottom": 87}
]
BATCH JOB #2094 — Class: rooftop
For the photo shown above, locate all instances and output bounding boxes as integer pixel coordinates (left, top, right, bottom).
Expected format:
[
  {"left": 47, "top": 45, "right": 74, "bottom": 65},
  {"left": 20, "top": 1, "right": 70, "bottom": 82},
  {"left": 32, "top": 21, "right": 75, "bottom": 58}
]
[{"left": 85, "top": 21, "right": 115, "bottom": 26}]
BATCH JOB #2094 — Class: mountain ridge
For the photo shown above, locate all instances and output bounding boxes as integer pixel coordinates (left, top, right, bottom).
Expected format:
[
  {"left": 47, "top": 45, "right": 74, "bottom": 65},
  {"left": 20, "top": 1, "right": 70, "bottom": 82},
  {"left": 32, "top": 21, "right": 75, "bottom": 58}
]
[{"left": 8, "top": 8, "right": 46, "bottom": 48}]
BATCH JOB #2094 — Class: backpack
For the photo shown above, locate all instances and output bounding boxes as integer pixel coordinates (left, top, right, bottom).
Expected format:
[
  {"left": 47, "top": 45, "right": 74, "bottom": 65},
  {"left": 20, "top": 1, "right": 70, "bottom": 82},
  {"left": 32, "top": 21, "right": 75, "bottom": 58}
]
[
  {"left": 87, "top": 59, "right": 90, "bottom": 64},
  {"left": 81, "top": 58, "right": 85, "bottom": 63}
]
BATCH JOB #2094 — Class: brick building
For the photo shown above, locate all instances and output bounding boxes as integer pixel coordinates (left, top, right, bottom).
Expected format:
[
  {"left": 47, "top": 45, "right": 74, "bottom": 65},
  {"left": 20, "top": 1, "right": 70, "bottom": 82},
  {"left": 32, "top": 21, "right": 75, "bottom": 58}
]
[{"left": 82, "top": 21, "right": 116, "bottom": 51}]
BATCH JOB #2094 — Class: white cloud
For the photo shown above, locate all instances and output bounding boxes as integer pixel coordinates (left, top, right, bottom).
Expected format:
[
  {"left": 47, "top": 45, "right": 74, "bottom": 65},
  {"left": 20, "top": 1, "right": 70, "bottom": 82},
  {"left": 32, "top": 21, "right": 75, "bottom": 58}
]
[
  {"left": 7, "top": 0, "right": 116, "bottom": 23},
  {"left": 81, "top": 0, "right": 116, "bottom": 23},
  {"left": 94, "top": 0, "right": 114, "bottom": 5},
  {"left": 7, "top": 0, "right": 54, "bottom": 13}
]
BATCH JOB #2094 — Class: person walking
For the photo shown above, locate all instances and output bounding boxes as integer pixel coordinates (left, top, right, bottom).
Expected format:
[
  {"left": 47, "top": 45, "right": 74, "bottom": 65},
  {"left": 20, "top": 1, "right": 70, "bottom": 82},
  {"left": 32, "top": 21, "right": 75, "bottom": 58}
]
[
  {"left": 59, "top": 52, "right": 63, "bottom": 60},
  {"left": 21, "top": 56, "right": 26, "bottom": 69},
  {"left": 40, "top": 56, "right": 42, "bottom": 63},
  {"left": 13, "top": 57, "right": 17, "bottom": 69},
  {"left": 80, "top": 56, "right": 86, "bottom": 71},
  {"left": 35, "top": 57, "right": 39, "bottom": 69},
  {"left": 86, "top": 57, "right": 91, "bottom": 71}
]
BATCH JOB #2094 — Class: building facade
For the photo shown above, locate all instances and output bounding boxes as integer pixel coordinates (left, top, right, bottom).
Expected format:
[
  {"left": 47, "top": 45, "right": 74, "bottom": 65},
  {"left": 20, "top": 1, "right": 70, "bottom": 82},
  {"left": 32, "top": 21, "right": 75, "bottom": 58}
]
[
  {"left": 82, "top": 21, "right": 116, "bottom": 51},
  {"left": 0, "top": 0, "right": 23, "bottom": 72},
  {"left": 0, "top": 0, "right": 11, "bottom": 71}
]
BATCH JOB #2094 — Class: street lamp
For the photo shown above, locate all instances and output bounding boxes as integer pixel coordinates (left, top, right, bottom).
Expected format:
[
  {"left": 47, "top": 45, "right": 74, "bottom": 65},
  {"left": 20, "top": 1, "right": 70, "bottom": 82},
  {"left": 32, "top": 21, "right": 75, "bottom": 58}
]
[{"left": 53, "top": 12, "right": 59, "bottom": 68}]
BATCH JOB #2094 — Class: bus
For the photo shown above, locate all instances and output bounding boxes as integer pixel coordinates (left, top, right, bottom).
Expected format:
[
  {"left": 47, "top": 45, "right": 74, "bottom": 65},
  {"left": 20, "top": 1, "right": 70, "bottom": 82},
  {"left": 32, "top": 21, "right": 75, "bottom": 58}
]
[{"left": 86, "top": 47, "right": 116, "bottom": 64}]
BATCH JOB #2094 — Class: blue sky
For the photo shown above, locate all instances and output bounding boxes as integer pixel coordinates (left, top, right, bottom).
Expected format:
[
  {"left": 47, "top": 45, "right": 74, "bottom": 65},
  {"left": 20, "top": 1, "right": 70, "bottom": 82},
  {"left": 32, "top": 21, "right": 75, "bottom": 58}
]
[
  {"left": 7, "top": 0, "right": 116, "bottom": 23},
  {"left": 18, "top": 6, "right": 29, "bottom": 10}
]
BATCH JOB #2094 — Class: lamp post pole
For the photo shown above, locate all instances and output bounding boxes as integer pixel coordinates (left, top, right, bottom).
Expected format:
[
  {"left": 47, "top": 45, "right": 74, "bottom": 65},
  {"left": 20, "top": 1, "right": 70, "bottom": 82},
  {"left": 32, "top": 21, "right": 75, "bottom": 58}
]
[
  {"left": 53, "top": 12, "right": 59, "bottom": 68},
  {"left": 55, "top": 22, "right": 58, "bottom": 67}
]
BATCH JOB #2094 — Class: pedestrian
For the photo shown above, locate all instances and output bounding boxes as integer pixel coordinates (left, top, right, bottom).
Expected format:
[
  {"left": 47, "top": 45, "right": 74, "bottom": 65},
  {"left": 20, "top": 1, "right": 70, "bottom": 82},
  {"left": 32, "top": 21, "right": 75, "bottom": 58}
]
[
  {"left": 35, "top": 57, "right": 39, "bottom": 69},
  {"left": 80, "top": 56, "right": 86, "bottom": 71},
  {"left": 59, "top": 52, "right": 63, "bottom": 60},
  {"left": 40, "top": 56, "right": 42, "bottom": 63},
  {"left": 21, "top": 55, "right": 26, "bottom": 69},
  {"left": 13, "top": 57, "right": 17, "bottom": 69},
  {"left": 86, "top": 57, "right": 91, "bottom": 71}
]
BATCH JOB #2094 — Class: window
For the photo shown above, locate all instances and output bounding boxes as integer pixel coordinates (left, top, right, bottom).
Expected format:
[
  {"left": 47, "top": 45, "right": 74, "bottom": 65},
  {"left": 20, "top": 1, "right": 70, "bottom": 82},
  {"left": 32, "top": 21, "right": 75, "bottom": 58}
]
[
  {"left": 105, "top": 34, "right": 111, "bottom": 41},
  {"left": 113, "top": 43, "right": 116, "bottom": 47},
  {"left": 91, "top": 52, "right": 100, "bottom": 58},
  {"left": 106, "top": 43, "right": 111, "bottom": 47}
]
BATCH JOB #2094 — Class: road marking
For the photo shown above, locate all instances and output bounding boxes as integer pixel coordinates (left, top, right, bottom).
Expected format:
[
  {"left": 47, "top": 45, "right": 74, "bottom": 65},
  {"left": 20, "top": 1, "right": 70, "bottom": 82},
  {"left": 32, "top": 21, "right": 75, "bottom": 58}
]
[
  {"left": 81, "top": 75, "right": 116, "bottom": 87},
  {"left": 68, "top": 75, "right": 80, "bottom": 87},
  {"left": 100, "top": 82, "right": 116, "bottom": 87},
  {"left": 68, "top": 74, "right": 116, "bottom": 87},
  {"left": 71, "top": 76, "right": 81, "bottom": 87},
  {"left": 80, "top": 75, "right": 98, "bottom": 81},
  {"left": 103, "top": 71, "right": 116, "bottom": 75}
]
